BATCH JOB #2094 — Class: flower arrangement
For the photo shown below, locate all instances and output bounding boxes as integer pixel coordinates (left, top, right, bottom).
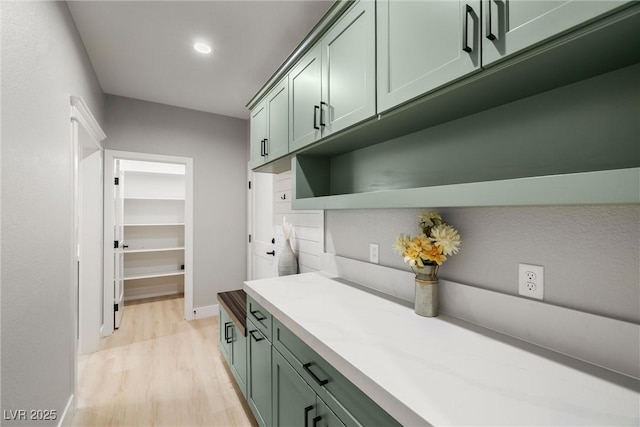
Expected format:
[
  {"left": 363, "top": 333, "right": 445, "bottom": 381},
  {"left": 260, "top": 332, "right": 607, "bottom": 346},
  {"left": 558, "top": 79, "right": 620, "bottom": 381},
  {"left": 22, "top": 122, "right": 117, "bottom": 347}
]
[{"left": 393, "top": 211, "right": 461, "bottom": 276}]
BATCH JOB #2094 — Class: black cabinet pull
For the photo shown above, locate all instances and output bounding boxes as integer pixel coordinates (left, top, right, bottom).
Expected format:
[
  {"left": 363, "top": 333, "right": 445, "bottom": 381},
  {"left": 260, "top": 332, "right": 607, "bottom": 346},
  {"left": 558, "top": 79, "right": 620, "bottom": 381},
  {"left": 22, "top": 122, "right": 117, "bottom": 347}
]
[
  {"left": 313, "top": 105, "right": 320, "bottom": 130},
  {"left": 303, "top": 362, "right": 329, "bottom": 386},
  {"left": 304, "top": 405, "right": 313, "bottom": 427},
  {"left": 251, "top": 309, "right": 267, "bottom": 321},
  {"left": 281, "top": 194, "right": 286, "bottom": 200},
  {"left": 226, "top": 323, "right": 234, "bottom": 343},
  {"left": 462, "top": 4, "right": 473, "bottom": 53},
  {"left": 249, "top": 330, "right": 264, "bottom": 342},
  {"left": 486, "top": 0, "right": 497, "bottom": 41},
  {"left": 266, "top": 250, "right": 276, "bottom": 256},
  {"left": 320, "top": 101, "right": 327, "bottom": 127},
  {"left": 312, "top": 416, "right": 322, "bottom": 427},
  {"left": 260, "top": 139, "right": 265, "bottom": 157},
  {"left": 224, "top": 322, "right": 232, "bottom": 343},
  {"left": 264, "top": 138, "right": 269, "bottom": 156}
]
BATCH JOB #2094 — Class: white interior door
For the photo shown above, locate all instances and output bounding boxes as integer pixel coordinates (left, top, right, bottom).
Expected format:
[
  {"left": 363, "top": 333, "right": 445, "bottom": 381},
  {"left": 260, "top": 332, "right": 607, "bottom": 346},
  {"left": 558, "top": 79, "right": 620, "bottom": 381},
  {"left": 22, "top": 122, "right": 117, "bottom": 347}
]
[
  {"left": 250, "top": 171, "right": 276, "bottom": 280},
  {"left": 113, "top": 161, "right": 125, "bottom": 328}
]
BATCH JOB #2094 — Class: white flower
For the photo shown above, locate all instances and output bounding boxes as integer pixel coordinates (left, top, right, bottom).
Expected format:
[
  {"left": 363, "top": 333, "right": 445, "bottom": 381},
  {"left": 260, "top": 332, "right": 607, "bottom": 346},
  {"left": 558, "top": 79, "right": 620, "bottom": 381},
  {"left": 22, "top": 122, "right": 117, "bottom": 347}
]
[
  {"left": 419, "top": 211, "right": 443, "bottom": 229},
  {"left": 430, "top": 224, "right": 461, "bottom": 256}
]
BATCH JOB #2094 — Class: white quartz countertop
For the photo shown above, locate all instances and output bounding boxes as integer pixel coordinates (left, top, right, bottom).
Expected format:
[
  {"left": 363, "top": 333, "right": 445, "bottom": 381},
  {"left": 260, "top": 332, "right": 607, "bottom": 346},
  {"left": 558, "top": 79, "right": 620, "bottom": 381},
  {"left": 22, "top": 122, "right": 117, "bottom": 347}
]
[{"left": 244, "top": 272, "right": 639, "bottom": 426}]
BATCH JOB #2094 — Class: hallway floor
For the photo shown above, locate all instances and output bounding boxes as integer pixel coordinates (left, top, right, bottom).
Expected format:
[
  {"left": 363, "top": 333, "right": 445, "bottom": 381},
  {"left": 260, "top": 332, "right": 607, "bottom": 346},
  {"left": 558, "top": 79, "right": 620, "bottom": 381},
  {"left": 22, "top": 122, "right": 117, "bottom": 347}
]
[{"left": 73, "top": 294, "right": 257, "bottom": 426}]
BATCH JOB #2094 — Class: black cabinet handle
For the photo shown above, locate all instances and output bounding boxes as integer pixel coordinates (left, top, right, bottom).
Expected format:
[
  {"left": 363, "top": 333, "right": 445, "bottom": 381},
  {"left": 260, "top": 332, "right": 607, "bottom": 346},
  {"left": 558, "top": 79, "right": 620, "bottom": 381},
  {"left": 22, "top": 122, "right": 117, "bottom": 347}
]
[
  {"left": 462, "top": 4, "right": 473, "bottom": 53},
  {"left": 304, "top": 405, "right": 313, "bottom": 427},
  {"left": 251, "top": 309, "right": 267, "bottom": 321},
  {"left": 486, "top": 0, "right": 497, "bottom": 41},
  {"left": 266, "top": 250, "right": 275, "bottom": 256},
  {"left": 249, "top": 330, "right": 264, "bottom": 342},
  {"left": 264, "top": 138, "right": 269, "bottom": 156},
  {"left": 281, "top": 194, "right": 286, "bottom": 200},
  {"left": 303, "top": 362, "right": 329, "bottom": 386},
  {"left": 260, "top": 139, "right": 265, "bottom": 157},
  {"left": 313, "top": 105, "right": 320, "bottom": 130},
  {"left": 224, "top": 321, "right": 232, "bottom": 343},
  {"left": 312, "top": 416, "right": 322, "bottom": 427},
  {"left": 320, "top": 101, "right": 327, "bottom": 127}
]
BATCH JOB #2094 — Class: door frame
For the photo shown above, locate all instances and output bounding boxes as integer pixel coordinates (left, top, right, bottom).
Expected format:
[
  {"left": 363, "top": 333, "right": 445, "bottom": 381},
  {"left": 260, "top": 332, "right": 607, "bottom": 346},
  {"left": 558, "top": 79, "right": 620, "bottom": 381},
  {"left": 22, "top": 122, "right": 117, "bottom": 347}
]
[
  {"left": 71, "top": 95, "right": 106, "bottom": 415},
  {"left": 102, "top": 149, "right": 195, "bottom": 337}
]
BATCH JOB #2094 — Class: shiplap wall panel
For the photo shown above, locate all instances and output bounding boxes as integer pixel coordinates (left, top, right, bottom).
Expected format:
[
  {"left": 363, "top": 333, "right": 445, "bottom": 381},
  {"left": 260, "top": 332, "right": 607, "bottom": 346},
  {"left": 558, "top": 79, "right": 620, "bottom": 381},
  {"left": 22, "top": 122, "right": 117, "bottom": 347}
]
[{"left": 273, "top": 171, "right": 323, "bottom": 273}]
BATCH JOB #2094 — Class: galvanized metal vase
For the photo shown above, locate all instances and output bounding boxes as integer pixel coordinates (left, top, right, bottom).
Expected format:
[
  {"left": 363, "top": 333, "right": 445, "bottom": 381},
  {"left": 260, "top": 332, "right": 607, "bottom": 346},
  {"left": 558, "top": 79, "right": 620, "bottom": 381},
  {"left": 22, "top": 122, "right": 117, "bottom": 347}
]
[
  {"left": 415, "top": 265, "right": 439, "bottom": 317},
  {"left": 278, "top": 239, "right": 298, "bottom": 276}
]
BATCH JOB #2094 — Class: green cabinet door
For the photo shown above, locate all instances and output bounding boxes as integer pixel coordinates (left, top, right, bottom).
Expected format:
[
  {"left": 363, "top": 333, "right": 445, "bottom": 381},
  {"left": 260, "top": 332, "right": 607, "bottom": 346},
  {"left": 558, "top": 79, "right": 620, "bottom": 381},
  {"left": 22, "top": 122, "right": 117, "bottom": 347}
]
[
  {"left": 377, "top": 0, "right": 481, "bottom": 113},
  {"left": 321, "top": 0, "right": 376, "bottom": 136},
  {"left": 247, "top": 321, "right": 272, "bottom": 427},
  {"left": 265, "top": 78, "right": 289, "bottom": 162},
  {"left": 315, "top": 397, "right": 346, "bottom": 427},
  {"left": 219, "top": 307, "right": 232, "bottom": 363},
  {"left": 289, "top": 44, "right": 322, "bottom": 152},
  {"left": 272, "top": 349, "right": 316, "bottom": 427},
  {"left": 482, "top": 0, "right": 631, "bottom": 66},
  {"left": 230, "top": 325, "right": 247, "bottom": 398},
  {"left": 251, "top": 100, "right": 268, "bottom": 168}
]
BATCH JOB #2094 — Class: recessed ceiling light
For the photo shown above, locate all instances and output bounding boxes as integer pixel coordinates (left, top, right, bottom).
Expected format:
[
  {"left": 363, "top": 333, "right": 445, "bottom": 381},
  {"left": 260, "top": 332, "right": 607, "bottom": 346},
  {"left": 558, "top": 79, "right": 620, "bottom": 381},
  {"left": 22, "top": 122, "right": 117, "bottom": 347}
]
[{"left": 194, "top": 43, "right": 212, "bottom": 54}]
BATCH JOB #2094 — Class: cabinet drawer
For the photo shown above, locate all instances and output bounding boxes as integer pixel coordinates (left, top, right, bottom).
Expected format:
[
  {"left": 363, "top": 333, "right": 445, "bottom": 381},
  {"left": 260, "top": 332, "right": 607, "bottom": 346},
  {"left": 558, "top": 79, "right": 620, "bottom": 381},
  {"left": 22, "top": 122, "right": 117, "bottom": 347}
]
[
  {"left": 273, "top": 319, "right": 401, "bottom": 427},
  {"left": 247, "top": 296, "right": 273, "bottom": 342}
]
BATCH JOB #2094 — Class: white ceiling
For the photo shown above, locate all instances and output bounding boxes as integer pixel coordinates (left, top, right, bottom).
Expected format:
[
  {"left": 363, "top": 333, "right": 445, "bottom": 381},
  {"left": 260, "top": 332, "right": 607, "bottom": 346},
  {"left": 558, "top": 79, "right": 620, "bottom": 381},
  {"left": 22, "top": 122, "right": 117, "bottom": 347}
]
[{"left": 68, "top": 1, "right": 334, "bottom": 120}]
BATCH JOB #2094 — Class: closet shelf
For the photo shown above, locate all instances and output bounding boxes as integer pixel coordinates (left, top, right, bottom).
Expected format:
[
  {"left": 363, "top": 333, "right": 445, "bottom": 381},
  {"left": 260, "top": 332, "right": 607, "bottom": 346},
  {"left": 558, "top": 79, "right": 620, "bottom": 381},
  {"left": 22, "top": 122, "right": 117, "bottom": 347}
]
[
  {"left": 124, "top": 270, "right": 185, "bottom": 281},
  {"left": 121, "top": 247, "right": 185, "bottom": 254},
  {"left": 124, "top": 197, "right": 185, "bottom": 201},
  {"left": 124, "top": 223, "right": 185, "bottom": 227}
]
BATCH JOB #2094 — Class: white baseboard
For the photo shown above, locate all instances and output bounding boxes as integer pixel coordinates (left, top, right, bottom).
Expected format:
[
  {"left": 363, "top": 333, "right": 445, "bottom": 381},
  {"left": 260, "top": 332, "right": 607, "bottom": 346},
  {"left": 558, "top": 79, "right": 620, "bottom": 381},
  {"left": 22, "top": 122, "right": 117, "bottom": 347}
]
[
  {"left": 58, "top": 394, "right": 75, "bottom": 427},
  {"left": 321, "top": 253, "right": 640, "bottom": 379},
  {"left": 193, "top": 303, "right": 218, "bottom": 320}
]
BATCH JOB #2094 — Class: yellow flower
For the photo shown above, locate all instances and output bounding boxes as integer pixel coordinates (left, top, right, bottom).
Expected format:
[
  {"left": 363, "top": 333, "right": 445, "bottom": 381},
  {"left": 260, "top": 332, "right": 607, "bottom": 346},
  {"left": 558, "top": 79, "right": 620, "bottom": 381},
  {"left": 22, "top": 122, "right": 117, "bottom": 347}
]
[{"left": 431, "top": 224, "right": 461, "bottom": 256}]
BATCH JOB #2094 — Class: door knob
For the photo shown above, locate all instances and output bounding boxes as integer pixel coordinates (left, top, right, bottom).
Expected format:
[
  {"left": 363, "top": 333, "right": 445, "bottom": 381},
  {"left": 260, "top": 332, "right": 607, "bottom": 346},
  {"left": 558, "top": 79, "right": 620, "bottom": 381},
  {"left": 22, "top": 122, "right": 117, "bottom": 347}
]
[{"left": 266, "top": 250, "right": 275, "bottom": 256}]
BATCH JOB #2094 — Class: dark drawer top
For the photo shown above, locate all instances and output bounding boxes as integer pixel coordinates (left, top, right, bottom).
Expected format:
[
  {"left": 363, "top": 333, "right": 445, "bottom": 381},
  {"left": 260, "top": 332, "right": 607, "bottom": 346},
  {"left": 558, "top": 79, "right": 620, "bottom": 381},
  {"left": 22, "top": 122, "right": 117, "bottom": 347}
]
[{"left": 217, "top": 289, "right": 246, "bottom": 336}]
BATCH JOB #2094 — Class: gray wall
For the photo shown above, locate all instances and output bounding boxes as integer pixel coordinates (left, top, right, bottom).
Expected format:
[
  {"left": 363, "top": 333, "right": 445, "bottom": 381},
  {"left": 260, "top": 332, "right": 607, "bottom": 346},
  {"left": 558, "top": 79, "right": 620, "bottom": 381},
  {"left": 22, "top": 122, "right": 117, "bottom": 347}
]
[
  {"left": 104, "top": 95, "right": 249, "bottom": 308},
  {"left": 325, "top": 67, "right": 640, "bottom": 324},
  {"left": 326, "top": 206, "right": 639, "bottom": 323},
  {"left": 1, "top": 2, "right": 105, "bottom": 424}
]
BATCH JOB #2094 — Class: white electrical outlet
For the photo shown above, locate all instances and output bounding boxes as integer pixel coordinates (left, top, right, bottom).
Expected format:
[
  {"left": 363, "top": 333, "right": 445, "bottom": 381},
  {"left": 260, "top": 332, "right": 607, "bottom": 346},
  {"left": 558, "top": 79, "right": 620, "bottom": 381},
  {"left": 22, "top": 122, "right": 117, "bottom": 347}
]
[
  {"left": 369, "top": 243, "right": 379, "bottom": 264},
  {"left": 518, "top": 263, "right": 544, "bottom": 300}
]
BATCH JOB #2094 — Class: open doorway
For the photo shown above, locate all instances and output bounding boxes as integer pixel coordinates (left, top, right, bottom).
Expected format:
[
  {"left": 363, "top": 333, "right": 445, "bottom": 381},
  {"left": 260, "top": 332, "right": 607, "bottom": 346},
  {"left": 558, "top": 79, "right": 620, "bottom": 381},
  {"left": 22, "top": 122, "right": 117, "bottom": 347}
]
[{"left": 103, "top": 150, "right": 194, "bottom": 336}]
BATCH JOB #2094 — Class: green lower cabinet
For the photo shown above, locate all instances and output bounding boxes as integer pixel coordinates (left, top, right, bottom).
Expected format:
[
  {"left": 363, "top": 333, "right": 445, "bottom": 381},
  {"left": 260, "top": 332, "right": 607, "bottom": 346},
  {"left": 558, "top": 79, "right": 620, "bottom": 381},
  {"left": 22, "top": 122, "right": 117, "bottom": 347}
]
[
  {"left": 219, "top": 307, "right": 233, "bottom": 363},
  {"left": 247, "top": 319, "right": 272, "bottom": 427},
  {"left": 272, "top": 349, "right": 315, "bottom": 426},
  {"left": 315, "top": 397, "right": 346, "bottom": 427},
  {"left": 230, "top": 324, "right": 247, "bottom": 398},
  {"left": 272, "top": 349, "right": 346, "bottom": 427},
  {"left": 219, "top": 306, "right": 247, "bottom": 397}
]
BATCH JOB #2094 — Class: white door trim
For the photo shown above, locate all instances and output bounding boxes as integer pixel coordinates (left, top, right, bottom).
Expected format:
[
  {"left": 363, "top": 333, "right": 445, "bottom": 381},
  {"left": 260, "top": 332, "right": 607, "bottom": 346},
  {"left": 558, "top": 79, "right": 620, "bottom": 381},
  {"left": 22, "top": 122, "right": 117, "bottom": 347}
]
[
  {"left": 102, "top": 150, "right": 195, "bottom": 336},
  {"left": 70, "top": 95, "right": 106, "bottom": 421}
]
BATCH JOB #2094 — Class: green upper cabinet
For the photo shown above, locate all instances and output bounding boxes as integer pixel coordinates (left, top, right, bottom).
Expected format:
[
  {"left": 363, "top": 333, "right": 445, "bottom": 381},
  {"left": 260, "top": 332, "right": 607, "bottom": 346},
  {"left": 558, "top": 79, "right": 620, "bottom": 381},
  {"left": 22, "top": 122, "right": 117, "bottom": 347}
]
[
  {"left": 482, "top": 0, "right": 631, "bottom": 66},
  {"left": 250, "top": 101, "right": 268, "bottom": 168},
  {"left": 251, "top": 78, "right": 290, "bottom": 168},
  {"left": 290, "top": 0, "right": 375, "bottom": 152},
  {"left": 377, "top": 0, "right": 481, "bottom": 113},
  {"left": 321, "top": 0, "right": 376, "bottom": 136},
  {"left": 289, "top": 45, "right": 322, "bottom": 152}
]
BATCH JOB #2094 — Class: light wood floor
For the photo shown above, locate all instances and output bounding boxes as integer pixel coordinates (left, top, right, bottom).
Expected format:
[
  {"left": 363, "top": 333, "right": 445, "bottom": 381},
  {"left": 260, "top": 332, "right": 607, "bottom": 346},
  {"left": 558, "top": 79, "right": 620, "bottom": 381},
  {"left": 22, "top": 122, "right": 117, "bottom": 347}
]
[{"left": 73, "top": 294, "right": 258, "bottom": 427}]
